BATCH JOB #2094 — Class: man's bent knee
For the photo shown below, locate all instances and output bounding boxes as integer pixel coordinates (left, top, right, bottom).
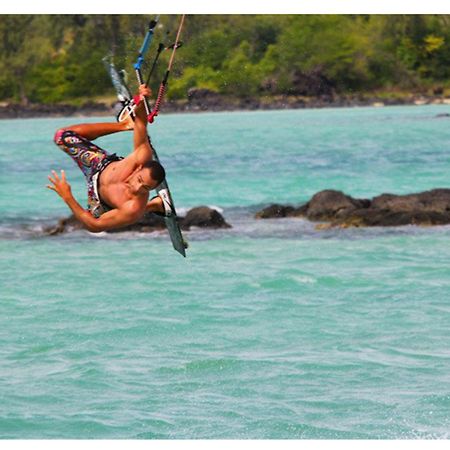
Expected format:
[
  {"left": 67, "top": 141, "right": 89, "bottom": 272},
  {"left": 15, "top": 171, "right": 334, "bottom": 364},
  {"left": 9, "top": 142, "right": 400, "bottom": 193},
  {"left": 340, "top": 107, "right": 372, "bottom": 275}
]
[{"left": 54, "top": 128, "right": 68, "bottom": 146}]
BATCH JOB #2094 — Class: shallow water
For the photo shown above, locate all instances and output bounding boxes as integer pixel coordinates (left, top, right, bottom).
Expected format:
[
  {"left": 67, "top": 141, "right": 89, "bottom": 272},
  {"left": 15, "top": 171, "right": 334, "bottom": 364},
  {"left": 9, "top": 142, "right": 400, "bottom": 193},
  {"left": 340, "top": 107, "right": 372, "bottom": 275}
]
[{"left": 1, "top": 105, "right": 450, "bottom": 438}]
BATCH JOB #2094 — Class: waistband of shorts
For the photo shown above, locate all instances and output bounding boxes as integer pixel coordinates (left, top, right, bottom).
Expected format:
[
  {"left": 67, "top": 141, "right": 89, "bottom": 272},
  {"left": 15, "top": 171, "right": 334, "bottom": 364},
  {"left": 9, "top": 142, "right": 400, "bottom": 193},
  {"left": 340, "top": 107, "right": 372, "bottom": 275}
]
[{"left": 95, "top": 153, "right": 124, "bottom": 174}]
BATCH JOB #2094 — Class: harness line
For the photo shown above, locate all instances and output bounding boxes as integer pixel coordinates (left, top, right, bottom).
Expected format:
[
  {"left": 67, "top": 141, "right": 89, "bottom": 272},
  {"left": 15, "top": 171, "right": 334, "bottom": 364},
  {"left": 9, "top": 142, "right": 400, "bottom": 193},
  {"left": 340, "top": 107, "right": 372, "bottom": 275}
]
[{"left": 147, "top": 14, "right": 185, "bottom": 123}]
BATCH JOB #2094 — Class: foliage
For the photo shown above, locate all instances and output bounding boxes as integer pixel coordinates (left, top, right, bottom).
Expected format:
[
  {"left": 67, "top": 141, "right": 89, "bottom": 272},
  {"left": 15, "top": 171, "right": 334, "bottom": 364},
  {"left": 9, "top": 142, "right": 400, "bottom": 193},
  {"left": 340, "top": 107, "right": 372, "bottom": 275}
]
[{"left": 1, "top": 14, "right": 450, "bottom": 103}]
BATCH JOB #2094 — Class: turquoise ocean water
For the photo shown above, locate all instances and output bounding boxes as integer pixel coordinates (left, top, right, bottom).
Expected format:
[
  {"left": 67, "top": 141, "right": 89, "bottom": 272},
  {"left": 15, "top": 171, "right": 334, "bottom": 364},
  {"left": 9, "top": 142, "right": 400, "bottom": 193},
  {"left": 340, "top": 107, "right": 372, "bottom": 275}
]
[{"left": 1, "top": 106, "right": 450, "bottom": 439}]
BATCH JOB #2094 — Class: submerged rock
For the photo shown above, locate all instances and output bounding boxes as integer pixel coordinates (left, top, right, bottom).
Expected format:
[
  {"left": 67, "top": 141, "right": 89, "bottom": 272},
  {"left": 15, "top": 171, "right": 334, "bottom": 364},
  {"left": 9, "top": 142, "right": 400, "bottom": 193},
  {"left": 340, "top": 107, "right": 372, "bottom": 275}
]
[
  {"left": 45, "top": 215, "right": 84, "bottom": 235},
  {"left": 255, "top": 204, "right": 301, "bottom": 219},
  {"left": 255, "top": 188, "right": 450, "bottom": 228}
]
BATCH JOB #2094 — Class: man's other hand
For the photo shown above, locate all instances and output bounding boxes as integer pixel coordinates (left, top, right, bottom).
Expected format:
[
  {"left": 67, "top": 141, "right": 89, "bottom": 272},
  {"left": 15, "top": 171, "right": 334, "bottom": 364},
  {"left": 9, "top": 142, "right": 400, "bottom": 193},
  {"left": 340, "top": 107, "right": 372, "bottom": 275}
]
[{"left": 46, "top": 170, "right": 72, "bottom": 201}]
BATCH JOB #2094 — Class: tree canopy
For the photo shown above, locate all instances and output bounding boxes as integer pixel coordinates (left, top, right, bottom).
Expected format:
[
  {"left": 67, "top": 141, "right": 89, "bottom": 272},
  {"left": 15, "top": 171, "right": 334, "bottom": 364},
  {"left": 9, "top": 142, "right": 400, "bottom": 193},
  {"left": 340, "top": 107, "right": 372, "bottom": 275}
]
[{"left": 1, "top": 14, "right": 450, "bottom": 105}]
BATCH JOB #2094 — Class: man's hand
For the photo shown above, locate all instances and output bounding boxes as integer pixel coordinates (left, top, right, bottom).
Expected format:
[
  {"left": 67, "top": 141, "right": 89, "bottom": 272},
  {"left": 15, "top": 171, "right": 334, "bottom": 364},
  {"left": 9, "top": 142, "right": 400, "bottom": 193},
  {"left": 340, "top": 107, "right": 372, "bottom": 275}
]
[
  {"left": 46, "top": 170, "right": 72, "bottom": 201},
  {"left": 46, "top": 170, "right": 143, "bottom": 233},
  {"left": 135, "top": 84, "right": 153, "bottom": 122},
  {"left": 138, "top": 84, "right": 152, "bottom": 100}
]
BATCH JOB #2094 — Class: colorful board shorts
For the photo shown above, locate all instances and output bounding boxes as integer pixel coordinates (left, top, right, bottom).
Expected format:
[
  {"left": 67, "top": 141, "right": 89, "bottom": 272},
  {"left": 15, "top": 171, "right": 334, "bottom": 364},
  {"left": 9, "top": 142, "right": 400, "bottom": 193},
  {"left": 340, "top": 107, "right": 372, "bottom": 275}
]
[{"left": 54, "top": 129, "right": 123, "bottom": 218}]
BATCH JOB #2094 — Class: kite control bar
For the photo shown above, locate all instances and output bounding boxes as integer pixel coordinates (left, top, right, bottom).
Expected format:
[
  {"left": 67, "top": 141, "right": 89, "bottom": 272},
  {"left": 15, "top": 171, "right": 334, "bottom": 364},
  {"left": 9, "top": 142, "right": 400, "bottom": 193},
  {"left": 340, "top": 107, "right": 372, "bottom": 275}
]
[
  {"left": 133, "top": 16, "right": 160, "bottom": 120},
  {"left": 133, "top": 14, "right": 185, "bottom": 124}
]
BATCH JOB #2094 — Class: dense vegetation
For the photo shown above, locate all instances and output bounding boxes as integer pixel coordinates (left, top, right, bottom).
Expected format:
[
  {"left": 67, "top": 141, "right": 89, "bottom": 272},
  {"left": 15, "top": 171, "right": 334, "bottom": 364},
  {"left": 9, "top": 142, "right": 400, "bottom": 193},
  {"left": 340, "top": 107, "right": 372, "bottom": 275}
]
[{"left": 1, "top": 14, "right": 450, "bottom": 105}]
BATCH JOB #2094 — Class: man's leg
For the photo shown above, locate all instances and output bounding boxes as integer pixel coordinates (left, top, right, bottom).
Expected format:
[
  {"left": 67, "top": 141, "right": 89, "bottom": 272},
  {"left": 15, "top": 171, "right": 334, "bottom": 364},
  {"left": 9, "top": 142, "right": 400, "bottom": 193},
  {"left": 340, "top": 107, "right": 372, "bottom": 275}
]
[
  {"left": 63, "top": 117, "right": 133, "bottom": 141},
  {"left": 146, "top": 196, "right": 165, "bottom": 214},
  {"left": 53, "top": 127, "right": 120, "bottom": 179},
  {"left": 146, "top": 190, "right": 175, "bottom": 217}
]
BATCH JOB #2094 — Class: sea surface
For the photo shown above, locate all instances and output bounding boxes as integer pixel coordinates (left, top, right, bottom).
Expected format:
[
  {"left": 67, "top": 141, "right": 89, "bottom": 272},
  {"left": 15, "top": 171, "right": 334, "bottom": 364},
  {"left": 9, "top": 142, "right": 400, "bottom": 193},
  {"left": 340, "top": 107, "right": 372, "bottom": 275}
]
[{"left": 1, "top": 106, "right": 450, "bottom": 439}]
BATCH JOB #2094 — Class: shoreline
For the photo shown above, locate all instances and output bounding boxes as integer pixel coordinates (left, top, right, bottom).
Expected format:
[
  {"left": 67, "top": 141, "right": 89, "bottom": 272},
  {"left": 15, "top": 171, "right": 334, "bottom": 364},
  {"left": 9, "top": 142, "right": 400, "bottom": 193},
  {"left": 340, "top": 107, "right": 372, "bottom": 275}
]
[{"left": 2, "top": 92, "right": 450, "bottom": 119}]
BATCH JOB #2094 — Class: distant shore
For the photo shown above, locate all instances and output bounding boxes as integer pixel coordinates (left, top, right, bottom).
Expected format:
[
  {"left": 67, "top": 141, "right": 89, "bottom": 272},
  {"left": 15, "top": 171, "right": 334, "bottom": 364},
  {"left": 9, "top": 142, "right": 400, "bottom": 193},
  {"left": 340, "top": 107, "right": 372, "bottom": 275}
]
[{"left": 2, "top": 91, "right": 450, "bottom": 119}]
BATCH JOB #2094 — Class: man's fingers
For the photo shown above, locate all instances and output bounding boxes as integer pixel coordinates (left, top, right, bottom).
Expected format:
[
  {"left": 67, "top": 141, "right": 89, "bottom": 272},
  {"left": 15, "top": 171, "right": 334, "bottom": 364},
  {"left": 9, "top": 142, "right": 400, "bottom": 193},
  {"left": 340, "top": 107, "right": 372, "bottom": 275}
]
[
  {"left": 48, "top": 169, "right": 66, "bottom": 184},
  {"left": 139, "top": 84, "right": 151, "bottom": 97},
  {"left": 47, "top": 169, "right": 70, "bottom": 196}
]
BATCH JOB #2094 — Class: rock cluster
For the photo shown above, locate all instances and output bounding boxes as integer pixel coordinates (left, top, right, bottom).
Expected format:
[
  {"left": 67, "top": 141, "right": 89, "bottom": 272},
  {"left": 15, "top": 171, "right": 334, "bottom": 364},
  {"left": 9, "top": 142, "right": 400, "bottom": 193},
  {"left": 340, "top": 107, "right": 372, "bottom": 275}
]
[
  {"left": 45, "top": 206, "right": 231, "bottom": 235},
  {"left": 256, "top": 189, "right": 450, "bottom": 228},
  {"left": 44, "top": 189, "right": 450, "bottom": 236}
]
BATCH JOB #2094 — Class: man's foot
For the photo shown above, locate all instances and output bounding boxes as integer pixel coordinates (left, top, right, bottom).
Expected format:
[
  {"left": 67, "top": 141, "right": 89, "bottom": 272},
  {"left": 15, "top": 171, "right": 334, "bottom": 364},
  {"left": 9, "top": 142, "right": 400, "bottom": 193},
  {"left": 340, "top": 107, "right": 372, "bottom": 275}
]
[
  {"left": 149, "top": 190, "right": 174, "bottom": 217},
  {"left": 158, "top": 189, "right": 175, "bottom": 217},
  {"left": 116, "top": 99, "right": 137, "bottom": 126},
  {"left": 121, "top": 111, "right": 134, "bottom": 130}
]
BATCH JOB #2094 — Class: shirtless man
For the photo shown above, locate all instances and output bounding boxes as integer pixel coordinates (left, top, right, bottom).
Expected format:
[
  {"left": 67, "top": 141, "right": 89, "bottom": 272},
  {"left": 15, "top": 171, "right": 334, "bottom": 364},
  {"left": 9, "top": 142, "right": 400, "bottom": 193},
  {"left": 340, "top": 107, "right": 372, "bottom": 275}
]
[{"left": 47, "top": 84, "right": 171, "bottom": 232}]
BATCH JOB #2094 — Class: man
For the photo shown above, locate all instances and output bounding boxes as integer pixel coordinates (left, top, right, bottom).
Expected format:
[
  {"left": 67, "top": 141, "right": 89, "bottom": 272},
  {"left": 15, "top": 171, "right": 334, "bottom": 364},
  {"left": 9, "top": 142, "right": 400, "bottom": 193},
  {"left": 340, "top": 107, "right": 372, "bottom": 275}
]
[{"left": 48, "top": 84, "right": 172, "bottom": 232}]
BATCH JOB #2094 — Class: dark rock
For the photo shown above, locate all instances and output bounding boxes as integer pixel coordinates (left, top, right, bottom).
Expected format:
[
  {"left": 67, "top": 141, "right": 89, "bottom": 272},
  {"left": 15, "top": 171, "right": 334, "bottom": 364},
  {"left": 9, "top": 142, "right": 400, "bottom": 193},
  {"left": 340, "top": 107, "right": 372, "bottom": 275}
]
[
  {"left": 260, "top": 77, "right": 278, "bottom": 94},
  {"left": 340, "top": 189, "right": 450, "bottom": 227},
  {"left": 255, "top": 204, "right": 296, "bottom": 219},
  {"left": 0, "top": 102, "right": 110, "bottom": 119},
  {"left": 44, "top": 215, "right": 84, "bottom": 235},
  {"left": 255, "top": 203, "right": 308, "bottom": 219},
  {"left": 371, "top": 189, "right": 450, "bottom": 213},
  {"left": 255, "top": 188, "right": 450, "bottom": 228},
  {"left": 187, "top": 88, "right": 217, "bottom": 101},
  {"left": 79, "top": 101, "right": 110, "bottom": 113},
  {"left": 238, "top": 97, "right": 260, "bottom": 110},
  {"left": 290, "top": 69, "right": 335, "bottom": 97},
  {"left": 187, "top": 88, "right": 226, "bottom": 111},
  {"left": 181, "top": 206, "right": 231, "bottom": 230},
  {"left": 107, "top": 213, "right": 167, "bottom": 233},
  {"left": 44, "top": 206, "right": 231, "bottom": 235},
  {"left": 346, "top": 208, "right": 450, "bottom": 227},
  {"left": 44, "top": 212, "right": 167, "bottom": 235},
  {"left": 305, "top": 190, "right": 370, "bottom": 221}
]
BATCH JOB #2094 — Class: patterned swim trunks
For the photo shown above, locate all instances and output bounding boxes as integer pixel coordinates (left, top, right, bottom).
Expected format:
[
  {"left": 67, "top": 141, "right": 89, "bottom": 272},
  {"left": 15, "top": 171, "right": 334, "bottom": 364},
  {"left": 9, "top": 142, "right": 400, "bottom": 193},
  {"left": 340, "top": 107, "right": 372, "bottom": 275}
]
[{"left": 54, "top": 129, "right": 123, "bottom": 218}]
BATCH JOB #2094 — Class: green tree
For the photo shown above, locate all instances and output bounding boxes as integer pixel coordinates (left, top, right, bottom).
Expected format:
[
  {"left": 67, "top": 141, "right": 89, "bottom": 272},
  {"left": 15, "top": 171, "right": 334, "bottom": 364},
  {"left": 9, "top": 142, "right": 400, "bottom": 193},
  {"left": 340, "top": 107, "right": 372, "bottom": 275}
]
[{"left": 0, "top": 15, "right": 56, "bottom": 103}]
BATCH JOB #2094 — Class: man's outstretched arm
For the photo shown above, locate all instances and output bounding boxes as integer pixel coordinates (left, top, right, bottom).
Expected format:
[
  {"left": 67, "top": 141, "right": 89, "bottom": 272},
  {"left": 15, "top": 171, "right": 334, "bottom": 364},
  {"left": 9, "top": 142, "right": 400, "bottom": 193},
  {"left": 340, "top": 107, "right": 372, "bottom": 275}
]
[
  {"left": 132, "top": 84, "right": 155, "bottom": 165},
  {"left": 47, "top": 170, "right": 141, "bottom": 232}
]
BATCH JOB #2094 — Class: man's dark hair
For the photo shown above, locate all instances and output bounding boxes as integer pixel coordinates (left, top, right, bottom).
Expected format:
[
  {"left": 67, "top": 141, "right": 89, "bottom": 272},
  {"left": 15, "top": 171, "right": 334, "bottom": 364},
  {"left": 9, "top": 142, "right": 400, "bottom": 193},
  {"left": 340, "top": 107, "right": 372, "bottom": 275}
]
[{"left": 142, "top": 160, "right": 166, "bottom": 185}]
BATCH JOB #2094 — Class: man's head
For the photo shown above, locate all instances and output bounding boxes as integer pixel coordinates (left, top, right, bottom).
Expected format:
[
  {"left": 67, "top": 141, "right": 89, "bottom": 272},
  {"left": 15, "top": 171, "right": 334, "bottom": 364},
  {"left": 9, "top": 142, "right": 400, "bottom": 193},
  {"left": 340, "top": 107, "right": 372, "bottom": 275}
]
[{"left": 129, "top": 160, "right": 166, "bottom": 195}]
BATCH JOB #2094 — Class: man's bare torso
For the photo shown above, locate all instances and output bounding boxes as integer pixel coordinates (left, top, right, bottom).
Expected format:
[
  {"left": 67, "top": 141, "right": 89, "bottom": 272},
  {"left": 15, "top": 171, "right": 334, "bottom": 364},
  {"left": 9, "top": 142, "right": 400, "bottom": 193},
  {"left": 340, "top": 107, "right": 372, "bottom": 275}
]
[{"left": 98, "top": 156, "right": 148, "bottom": 211}]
